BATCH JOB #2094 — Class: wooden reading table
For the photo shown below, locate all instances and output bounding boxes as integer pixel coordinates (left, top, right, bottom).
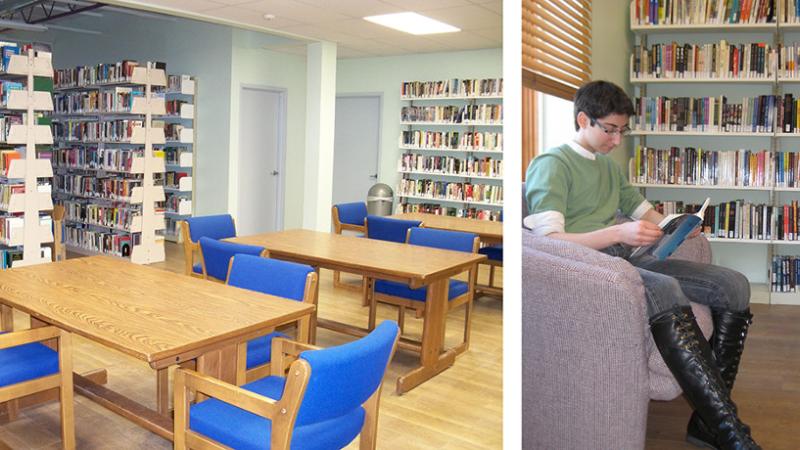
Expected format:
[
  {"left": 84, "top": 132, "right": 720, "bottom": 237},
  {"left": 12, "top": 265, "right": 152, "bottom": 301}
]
[
  {"left": 230, "top": 229, "right": 486, "bottom": 393},
  {"left": 0, "top": 256, "right": 314, "bottom": 441}
]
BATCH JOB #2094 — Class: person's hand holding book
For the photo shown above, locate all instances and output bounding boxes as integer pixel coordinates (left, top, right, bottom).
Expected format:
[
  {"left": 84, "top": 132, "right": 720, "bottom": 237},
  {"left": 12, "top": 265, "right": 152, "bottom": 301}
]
[{"left": 616, "top": 220, "right": 663, "bottom": 246}]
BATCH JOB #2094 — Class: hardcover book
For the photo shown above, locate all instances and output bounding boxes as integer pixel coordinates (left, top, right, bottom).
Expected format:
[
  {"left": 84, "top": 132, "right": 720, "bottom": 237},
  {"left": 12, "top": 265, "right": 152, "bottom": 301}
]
[{"left": 632, "top": 197, "right": 711, "bottom": 261}]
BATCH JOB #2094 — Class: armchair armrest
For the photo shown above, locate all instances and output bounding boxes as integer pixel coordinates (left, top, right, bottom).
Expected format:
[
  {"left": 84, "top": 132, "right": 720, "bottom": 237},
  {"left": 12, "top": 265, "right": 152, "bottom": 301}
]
[
  {"left": 522, "top": 234, "right": 653, "bottom": 449},
  {"left": 174, "top": 362, "right": 312, "bottom": 450},
  {"left": 0, "top": 326, "right": 63, "bottom": 349},
  {"left": 270, "top": 337, "right": 322, "bottom": 376},
  {"left": 175, "top": 368, "right": 280, "bottom": 418}
]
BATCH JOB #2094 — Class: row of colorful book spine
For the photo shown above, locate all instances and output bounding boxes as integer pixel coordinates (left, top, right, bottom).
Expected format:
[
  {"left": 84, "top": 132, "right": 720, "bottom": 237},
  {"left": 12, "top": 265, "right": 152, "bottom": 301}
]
[
  {"left": 398, "top": 202, "right": 502, "bottom": 221},
  {"left": 400, "top": 78, "right": 503, "bottom": 98},
  {"left": 399, "top": 130, "right": 502, "bottom": 152},
  {"left": 401, "top": 105, "right": 503, "bottom": 124},
  {"left": 631, "top": 41, "right": 775, "bottom": 79},
  {"left": 398, "top": 154, "right": 502, "bottom": 177},
  {"left": 632, "top": 0, "right": 775, "bottom": 26},
  {"left": 397, "top": 179, "right": 503, "bottom": 205}
]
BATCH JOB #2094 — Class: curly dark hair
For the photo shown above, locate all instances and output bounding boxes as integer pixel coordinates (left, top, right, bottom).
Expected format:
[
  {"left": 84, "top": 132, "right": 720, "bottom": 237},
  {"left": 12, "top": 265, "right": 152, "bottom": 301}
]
[{"left": 573, "top": 81, "right": 634, "bottom": 131}]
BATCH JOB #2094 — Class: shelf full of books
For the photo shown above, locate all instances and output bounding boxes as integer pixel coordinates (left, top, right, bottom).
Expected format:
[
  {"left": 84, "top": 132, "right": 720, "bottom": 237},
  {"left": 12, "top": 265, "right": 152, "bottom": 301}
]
[
  {"left": 628, "top": 0, "right": 800, "bottom": 305},
  {"left": 52, "top": 61, "right": 193, "bottom": 261},
  {"left": 0, "top": 43, "right": 55, "bottom": 268},
  {"left": 396, "top": 78, "right": 503, "bottom": 221}
]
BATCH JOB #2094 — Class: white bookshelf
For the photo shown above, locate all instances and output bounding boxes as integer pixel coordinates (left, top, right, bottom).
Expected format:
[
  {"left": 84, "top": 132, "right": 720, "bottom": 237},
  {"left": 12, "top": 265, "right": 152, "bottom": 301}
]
[
  {"left": 161, "top": 74, "right": 195, "bottom": 243},
  {"left": 51, "top": 62, "right": 195, "bottom": 262},
  {"left": 629, "top": 3, "right": 800, "bottom": 305},
  {"left": 397, "top": 78, "right": 503, "bottom": 220},
  {"left": 0, "top": 48, "right": 55, "bottom": 268}
]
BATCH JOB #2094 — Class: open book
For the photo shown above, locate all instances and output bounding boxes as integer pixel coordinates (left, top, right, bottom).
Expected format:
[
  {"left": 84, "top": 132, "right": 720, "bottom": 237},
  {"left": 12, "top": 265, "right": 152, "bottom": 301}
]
[{"left": 630, "top": 197, "right": 711, "bottom": 261}]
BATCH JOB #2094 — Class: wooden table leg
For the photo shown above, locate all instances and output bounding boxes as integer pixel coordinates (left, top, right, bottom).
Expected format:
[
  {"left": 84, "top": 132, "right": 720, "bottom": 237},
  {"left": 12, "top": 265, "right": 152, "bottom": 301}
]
[
  {"left": 297, "top": 313, "right": 311, "bottom": 344},
  {"left": 396, "top": 278, "right": 457, "bottom": 394},
  {"left": 0, "top": 305, "right": 11, "bottom": 332},
  {"left": 156, "top": 368, "right": 170, "bottom": 417},
  {"left": 196, "top": 344, "right": 238, "bottom": 381},
  {"left": 310, "top": 267, "right": 320, "bottom": 344}
]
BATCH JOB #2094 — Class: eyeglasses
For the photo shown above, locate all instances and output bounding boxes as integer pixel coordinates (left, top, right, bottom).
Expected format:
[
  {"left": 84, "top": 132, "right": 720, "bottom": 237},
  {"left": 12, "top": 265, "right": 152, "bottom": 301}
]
[{"left": 590, "top": 118, "right": 631, "bottom": 137}]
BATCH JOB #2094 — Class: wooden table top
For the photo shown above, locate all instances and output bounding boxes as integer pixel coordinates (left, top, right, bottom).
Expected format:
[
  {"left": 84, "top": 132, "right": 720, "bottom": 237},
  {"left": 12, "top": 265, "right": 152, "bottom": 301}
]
[
  {"left": 0, "top": 256, "right": 314, "bottom": 366},
  {"left": 230, "top": 229, "right": 486, "bottom": 288},
  {"left": 390, "top": 213, "right": 503, "bottom": 242}
]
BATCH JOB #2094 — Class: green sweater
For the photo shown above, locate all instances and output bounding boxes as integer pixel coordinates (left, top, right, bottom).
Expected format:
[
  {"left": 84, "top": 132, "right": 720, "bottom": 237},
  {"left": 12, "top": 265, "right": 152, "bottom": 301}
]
[{"left": 525, "top": 143, "right": 647, "bottom": 233}]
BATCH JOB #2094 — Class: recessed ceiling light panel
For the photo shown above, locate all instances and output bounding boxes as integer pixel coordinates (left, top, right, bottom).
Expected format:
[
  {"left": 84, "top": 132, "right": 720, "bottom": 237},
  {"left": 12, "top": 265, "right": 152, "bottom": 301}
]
[{"left": 363, "top": 12, "right": 460, "bottom": 35}]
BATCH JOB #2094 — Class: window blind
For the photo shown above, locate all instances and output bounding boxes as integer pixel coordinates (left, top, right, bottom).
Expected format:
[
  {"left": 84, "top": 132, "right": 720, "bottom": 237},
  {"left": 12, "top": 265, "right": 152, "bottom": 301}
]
[{"left": 523, "top": 0, "right": 592, "bottom": 100}]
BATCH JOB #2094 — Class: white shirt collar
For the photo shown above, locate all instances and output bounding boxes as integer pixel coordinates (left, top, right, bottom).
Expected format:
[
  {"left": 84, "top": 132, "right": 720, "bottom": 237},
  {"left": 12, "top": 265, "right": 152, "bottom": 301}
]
[{"left": 566, "top": 140, "right": 596, "bottom": 160}]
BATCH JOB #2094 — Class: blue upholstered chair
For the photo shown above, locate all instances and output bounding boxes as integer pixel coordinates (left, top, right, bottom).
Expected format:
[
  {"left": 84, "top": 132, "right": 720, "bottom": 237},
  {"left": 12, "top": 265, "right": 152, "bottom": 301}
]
[
  {"left": 0, "top": 327, "right": 74, "bottom": 448},
  {"left": 476, "top": 244, "right": 503, "bottom": 297},
  {"left": 332, "top": 202, "right": 368, "bottom": 235},
  {"left": 364, "top": 215, "right": 422, "bottom": 243},
  {"left": 332, "top": 203, "right": 368, "bottom": 290},
  {"left": 361, "top": 215, "right": 424, "bottom": 306},
  {"left": 369, "top": 227, "right": 479, "bottom": 355},
  {"left": 226, "top": 254, "right": 318, "bottom": 382},
  {"left": 180, "top": 214, "right": 237, "bottom": 278},
  {"left": 173, "top": 321, "right": 400, "bottom": 450},
  {"left": 197, "top": 237, "right": 265, "bottom": 282}
]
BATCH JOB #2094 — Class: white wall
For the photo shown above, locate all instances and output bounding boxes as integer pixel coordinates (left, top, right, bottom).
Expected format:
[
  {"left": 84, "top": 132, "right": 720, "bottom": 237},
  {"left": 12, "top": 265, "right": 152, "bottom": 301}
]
[
  {"left": 336, "top": 48, "right": 502, "bottom": 193},
  {"left": 228, "top": 29, "right": 308, "bottom": 229}
]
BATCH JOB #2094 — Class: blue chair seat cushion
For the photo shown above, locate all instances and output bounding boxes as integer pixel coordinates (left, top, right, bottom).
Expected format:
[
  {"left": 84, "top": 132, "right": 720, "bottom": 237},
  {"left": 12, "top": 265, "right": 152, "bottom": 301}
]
[
  {"left": 246, "top": 332, "right": 289, "bottom": 369},
  {"left": 190, "top": 376, "right": 365, "bottom": 450},
  {"left": 374, "top": 279, "right": 469, "bottom": 302},
  {"left": 479, "top": 245, "right": 503, "bottom": 262},
  {"left": 0, "top": 341, "right": 59, "bottom": 388},
  {"left": 192, "top": 263, "right": 202, "bottom": 274}
]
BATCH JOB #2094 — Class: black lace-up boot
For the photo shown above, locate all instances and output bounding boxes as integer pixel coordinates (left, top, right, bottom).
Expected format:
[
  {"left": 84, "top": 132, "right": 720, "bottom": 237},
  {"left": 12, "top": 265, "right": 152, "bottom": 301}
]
[
  {"left": 686, "top": 309, "right": 754, "bottom": 449},
  {"left": 650, "top": 306, "right": 759, "bottom": 450}
]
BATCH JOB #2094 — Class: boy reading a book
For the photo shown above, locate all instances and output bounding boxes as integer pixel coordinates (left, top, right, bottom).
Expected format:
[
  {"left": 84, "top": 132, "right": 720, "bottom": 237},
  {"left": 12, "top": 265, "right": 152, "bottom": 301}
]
[{"left": 525, "top": 80, "right": 759, "bottom": 450}]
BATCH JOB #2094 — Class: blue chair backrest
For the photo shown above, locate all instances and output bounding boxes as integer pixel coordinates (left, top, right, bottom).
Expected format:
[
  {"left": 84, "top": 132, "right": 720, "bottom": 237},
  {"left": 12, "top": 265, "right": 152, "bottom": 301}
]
[
  {"left": 408, "top": 227, "right": 476, "bottom": 253},
  {"left": 198, "top": 237, "right": 264, "bottom": 281},
  {"left": 186, "top": 214, "right": 236, "bottom": 242},
  {"left": 366, "top": 215, "right": 422, "bottom": 243},
  {"left": 296, "top": 321, "right": 399, "bottom": 426},
  {"left": 227, "top": 254, "right": 313, "bottom": 301},
  {"left": 335, "top": 202, "right": 367, "bottom": 226}
]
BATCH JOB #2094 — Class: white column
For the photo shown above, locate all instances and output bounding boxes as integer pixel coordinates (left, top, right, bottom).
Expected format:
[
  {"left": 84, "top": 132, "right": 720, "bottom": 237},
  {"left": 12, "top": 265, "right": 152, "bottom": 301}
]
[{"left": 303, "top": 41, "right": 337, "bottom": 231}]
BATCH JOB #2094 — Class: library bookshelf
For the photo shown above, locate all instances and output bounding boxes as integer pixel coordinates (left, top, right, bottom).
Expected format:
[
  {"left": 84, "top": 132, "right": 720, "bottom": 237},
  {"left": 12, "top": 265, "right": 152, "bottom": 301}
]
[
  {"left": 396, "top": 78, "right": 503, "bottom": 221},
  {"left": 52, "top": 61, "right": 194, "bottom": 263},
  {"left": 0, "top": 45, "right": 55, "bottom": 268},
  {"left": 629, "top": 0, "right": 800, "bottom": 304}
]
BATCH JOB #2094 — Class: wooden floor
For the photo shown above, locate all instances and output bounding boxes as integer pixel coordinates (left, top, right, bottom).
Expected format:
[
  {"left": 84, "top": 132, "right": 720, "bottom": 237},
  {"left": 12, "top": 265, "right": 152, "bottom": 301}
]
[
  {"left": 645, "top": 300, "right": 800, "bottom": 450},
  {"left": 0, "top": 243, "right": 503, "bottom": 449}
]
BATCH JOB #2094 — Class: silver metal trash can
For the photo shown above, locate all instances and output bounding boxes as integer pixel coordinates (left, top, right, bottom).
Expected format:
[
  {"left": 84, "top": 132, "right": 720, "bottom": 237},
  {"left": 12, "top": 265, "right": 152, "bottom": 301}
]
[{"left": 367, "top": 183, "right": 394, "bottom": 216}]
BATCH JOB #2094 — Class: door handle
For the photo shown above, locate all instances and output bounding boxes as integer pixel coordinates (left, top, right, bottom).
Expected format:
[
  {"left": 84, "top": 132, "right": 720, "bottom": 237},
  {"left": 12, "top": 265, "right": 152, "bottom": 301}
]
[
  {"left": 272, "top": 170, "right": 279, "bottom": 175},
  {"left": 369, "top": 173, "right": 378, "bottom": 179}
]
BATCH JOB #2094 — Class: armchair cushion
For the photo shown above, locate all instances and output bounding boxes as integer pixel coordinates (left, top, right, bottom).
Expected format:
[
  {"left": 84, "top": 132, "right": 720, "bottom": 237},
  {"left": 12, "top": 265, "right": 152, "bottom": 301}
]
[
  {"left": 335, "top": 202, "right": 368, "bottom": 226},
  {"left": 190, "top": 376, "right": 365, "bottom": 450},
  {"left": 198, "top": 237, "right": 265, "bottom": 281},
  {"left": 374, "top": 279, "right": 469, "bottom": 302},
  {"left": 0, "top": 341, "right": 59, "bottom": 387}
]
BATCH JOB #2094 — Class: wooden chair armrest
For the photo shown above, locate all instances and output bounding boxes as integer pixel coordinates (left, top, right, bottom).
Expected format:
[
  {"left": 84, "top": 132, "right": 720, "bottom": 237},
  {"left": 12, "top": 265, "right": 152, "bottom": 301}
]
[
  {"left": 0, "top": 326, "right": 62, "bottom": 350},
  {"left": 175, "top": 368, "right": 280, "bottom": 419},
  {"left": 269, "top": 338, "right": 322, "bottom": 376}
]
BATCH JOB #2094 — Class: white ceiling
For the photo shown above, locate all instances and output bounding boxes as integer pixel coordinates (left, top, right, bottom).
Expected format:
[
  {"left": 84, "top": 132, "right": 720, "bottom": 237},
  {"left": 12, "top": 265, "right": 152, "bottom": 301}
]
[{"left": 102, "top": 0, "right": 503, "bottom": 58}]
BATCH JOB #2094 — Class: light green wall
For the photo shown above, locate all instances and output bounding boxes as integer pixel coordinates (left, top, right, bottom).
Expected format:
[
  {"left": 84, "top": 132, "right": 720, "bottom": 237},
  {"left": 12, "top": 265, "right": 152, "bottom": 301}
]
[
  {"left": 336, "top": 48, "right": 502, "bottom": 192},
  {"left": 228, "top": 29, "right": 307, "bottom": 229},
  {"left": 591, "top": 0, "right": 634, "bottom": 171}
]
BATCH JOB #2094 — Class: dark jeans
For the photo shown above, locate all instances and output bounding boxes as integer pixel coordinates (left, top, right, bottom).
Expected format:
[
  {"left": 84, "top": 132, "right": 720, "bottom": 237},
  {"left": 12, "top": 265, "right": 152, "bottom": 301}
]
[{"left": 601, "top": 243, "right": 751, "bottom": 318}]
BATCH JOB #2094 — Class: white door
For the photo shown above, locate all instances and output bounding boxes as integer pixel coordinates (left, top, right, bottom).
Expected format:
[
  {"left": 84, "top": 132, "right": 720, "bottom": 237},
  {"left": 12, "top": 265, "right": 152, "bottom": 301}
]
[
  {"left": 333, "top": 95, "right": 381, "bottom": 206},
  {"left": 237, "top": 86, "right": 286, "bottom": 235}
]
